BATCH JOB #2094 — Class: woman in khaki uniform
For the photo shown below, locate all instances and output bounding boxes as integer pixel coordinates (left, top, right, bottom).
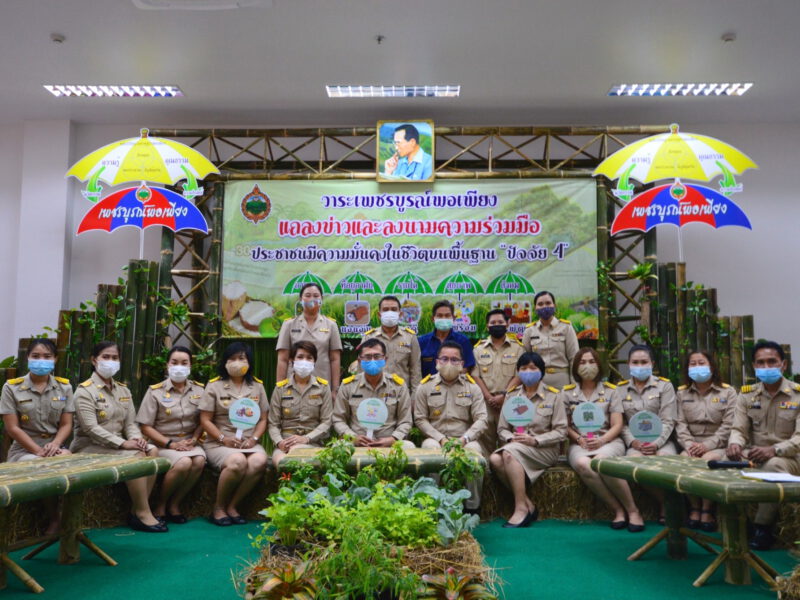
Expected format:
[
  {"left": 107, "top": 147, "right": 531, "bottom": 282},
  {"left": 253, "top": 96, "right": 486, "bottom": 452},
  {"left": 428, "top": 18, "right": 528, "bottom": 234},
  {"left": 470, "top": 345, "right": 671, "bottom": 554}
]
[
  {"left": 269, "top": 341, "right": 333, "bottom": 468},
  {"left": 490, "top": 352, "right": 567, "bottom": 528},
  {"left": 200, "top": 342, "right": 268, "bottom": 526},
  {"left": 676, "top": 350, "right": 736, "bottom": 532},
  {"left": 521, "top": 291, "right": 579, "bottom": 389},
  {"left": 564, "top": 348, "right": 645, "bottom": 532},
  {"left": 71, "top": 341, "right": 165, "bottom": 533},
  {"left": 137, "top": 346, "right": 206, "bottom": 524}
]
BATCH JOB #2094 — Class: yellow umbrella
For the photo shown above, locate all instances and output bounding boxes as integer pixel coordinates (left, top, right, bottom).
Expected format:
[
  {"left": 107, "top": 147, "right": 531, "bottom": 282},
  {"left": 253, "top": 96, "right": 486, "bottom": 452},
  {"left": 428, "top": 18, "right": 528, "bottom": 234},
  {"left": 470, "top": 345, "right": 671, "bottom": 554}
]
[
  {"left": 593, "top": 124, "right": 757, "bottom": 184},
  {"left": 66, "top": 128, "right": 219, "bottom": 187}
]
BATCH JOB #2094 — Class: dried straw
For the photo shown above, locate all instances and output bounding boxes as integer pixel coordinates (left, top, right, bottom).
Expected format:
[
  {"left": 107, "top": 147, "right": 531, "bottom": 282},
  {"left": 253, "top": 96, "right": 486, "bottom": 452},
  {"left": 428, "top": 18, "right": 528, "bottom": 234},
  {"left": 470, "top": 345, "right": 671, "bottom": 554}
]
[{"left": 777, "top": 563, "right": 800, "bottom": 600}]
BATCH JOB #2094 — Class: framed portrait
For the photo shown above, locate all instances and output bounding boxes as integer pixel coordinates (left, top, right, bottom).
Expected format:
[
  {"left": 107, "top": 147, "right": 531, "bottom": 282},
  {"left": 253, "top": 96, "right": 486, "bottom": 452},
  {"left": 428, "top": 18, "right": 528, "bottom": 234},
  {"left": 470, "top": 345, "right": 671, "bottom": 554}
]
[{"left": 376, "top": 120, "right": 435, "bottom": 183}]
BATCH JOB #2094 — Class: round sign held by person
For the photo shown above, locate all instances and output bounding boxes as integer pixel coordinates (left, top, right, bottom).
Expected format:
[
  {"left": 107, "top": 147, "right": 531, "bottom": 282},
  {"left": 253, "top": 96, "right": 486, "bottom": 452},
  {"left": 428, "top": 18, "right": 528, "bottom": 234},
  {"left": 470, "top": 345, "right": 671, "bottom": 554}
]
[
  {"left": 356, "top": 397, "right": 388, "bottom": 440},
  {"left": 629, "top": 410, "right": 663, "bottom": 444},
  {"left": 502, "top": 396, "right": 536, "bottom": 433},
  {"left": 229, "top": 397, "right": 261, "bottom": 440},
  {"left": 573, "top": 402, "right": 605, "bottom": 436}
]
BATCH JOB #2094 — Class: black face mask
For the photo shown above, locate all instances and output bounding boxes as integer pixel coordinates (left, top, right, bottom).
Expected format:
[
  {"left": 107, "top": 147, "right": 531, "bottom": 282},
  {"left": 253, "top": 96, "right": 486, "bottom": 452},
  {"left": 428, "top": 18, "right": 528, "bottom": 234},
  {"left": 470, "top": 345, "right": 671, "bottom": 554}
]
[{"left": 488, "top": 325, "right": 507, "bottom": 339}]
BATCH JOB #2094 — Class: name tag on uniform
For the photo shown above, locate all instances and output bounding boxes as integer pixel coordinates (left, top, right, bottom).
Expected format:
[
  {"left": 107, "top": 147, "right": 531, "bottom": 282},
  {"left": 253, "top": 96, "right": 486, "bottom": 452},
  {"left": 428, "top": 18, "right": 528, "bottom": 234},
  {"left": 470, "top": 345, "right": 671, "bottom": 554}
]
[
  {"left": 351, "top": 394, "right": 363, "bottom": 399},
  {"left": 319, "top": 328, "right": 330, "bottom": 333},
  {"left": 502, "top": 354, "right": 515, "bottom": 359},
  {"left": 281, "top": 394, "right": 293, "bottom": 400},
  {"left": 399, "top": 342, "right": 410, "bottom": 348},
  {"left": 291, "top": 329, "right": 302, "bottom": 333},
  {"left": 430, "top": 392, "right": 442, "bottom": 396},
  {"left": 750, "top": 402, "right": 762, "bottom": 409},
  {"left": 191, "top": 394, "right": 202, "bottom": 399},
  {"left": 17, "top": 398, "right": 32, "bottom": 404},
  {"left": 479, "top": 352, "right": 492, "bottom": 359},
  {"left": 682, "top": 397, "right": 695, "bottom": 403},
  {"left": 540, "top": 403, "right": 553, "bottom": 409},
  {"left": 531, "top": 335, "right": 541, "bottom": 340}
]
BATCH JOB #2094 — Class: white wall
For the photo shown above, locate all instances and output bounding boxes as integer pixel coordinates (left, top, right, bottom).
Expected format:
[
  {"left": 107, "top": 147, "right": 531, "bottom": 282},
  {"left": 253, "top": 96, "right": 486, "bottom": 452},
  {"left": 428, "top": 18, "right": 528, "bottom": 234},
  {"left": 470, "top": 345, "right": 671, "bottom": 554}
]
[{"left": 0, "top": 124, "right": 23, "bottom": 358}]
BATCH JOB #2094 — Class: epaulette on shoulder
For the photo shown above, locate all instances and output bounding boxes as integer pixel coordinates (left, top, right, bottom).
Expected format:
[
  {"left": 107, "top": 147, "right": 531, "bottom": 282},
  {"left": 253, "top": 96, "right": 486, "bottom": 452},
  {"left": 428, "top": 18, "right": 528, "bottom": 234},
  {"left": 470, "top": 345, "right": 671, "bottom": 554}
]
[
  {"left": 364, "top": 328, "right": 376, "bottom": 336},
  {"left": 324, "top": 315, "right": 337, "bottom": 323},
  {"left": 721, "top": 383, "right": 730, "bottom": 388},
  {"left": 79, "top": 379, "right": 93, "bottom": 387},
  {"left": 192, "top": 380, "right": 205, "bottom": 388},
  {"left": 658, "top": 377, "right": 670, "bottom": 382},
  {"left": 740, "top": 384, "right": 754, "bottom": 393},
  {"left": 208, "top": 376, "right": 221, "bottom": 383},
  {"left": 562, "top": 383, "right": 576, "bottom": 391},
  {"left": 276, "top": 379, "right": 289, "bottom": 387},
  {"left": 509, "top": 336, "right": 523, "bottom": 346},
  {"left": 54, "top": 376, "right": 70, "bottom": 385},
  {"left": 617, "top": 379, "right": 629, "bottom": 386},
  {"left": 677, "top": 384, "right": 687, "bottom": 391},
  {"left": 559, "top": 318, "right": 571, "bottom": 324},
  {"left": 115, "top": 380, "right": 129, "bottom": 388},
  {"left": 253, "top": 376, "right": 263, "bottom": 384},
  {"left": 465, "top": 374, "right": 476, "bottom": 384},
  {"left": 603, "top": 381, "right": 617, "bottom": 390},
  {"left": 404, "top": 327, "right": 416, "bottom": 335},
  {"left": 391, "top": 373, "right": 405, "bottom": 385},
  {"left": 283, "top": 316, "right": 294, "bottom": 322},
  {"left": 547, "top": 385, "right": 560, "bottom": 394},
  {"left": 794, "top": 383, "right": 800, "bottom": 393},
  {"left": 316, "top": 376, "right": 329, "bottom": 386},
  {"left": 341, "top": 375, "right": 356, "bottom": 385},
  {"left": 420, "top": 374, "right": 432, "bottom": 384},
  {"left": 6, "top": 377, "right": 24, "bottom": 385},
  {"left": 525, "top": 322, "right": 536, "bottom": 328},
  {"left": 150, "top": 382, "right": 164, "bottom": 390},
  {"left": 473, "top": 340, "right": 482, "bottom": 348}
]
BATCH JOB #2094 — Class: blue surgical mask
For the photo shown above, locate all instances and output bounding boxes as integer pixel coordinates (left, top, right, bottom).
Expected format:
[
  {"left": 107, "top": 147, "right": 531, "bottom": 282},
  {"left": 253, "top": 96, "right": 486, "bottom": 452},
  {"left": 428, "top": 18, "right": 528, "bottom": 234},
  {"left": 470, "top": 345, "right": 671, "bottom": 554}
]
[
  {"left": 361, "top": 359, "right": 386, "bottom": 376},
  {"left": 434, "top": 318, "right": 453, "bottom": 331},
  {"left": 302, "top": 298, "right": 321, "bottom": 309},
  {"left": 518, "top": 370, "right": 542, "bottom": 387},
  {"left": 755, "top": 367, "right": 782, "bottom": 385},
  {"left": 29, "top": 359, "right": 55, "bottom": 376},
  {"left": 536, "top": 306, "right": 556, "bottom": 321},
  {"left": 630, "top": 366, "right": 652, "bottom": 381},
  {"left": 688, "top": 366, "right": 712, "bottom": 384}
]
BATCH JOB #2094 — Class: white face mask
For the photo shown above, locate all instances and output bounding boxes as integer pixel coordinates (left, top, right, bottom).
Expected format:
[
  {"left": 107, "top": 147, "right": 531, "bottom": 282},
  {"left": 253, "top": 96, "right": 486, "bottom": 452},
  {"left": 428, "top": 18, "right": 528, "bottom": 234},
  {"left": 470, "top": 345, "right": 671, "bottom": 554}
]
[
  {"left": 380, "top": 310, "right": 400, "bottom": 327},
  {"left": 168, "top": 365, "right": 191, "bottom": 383},
  {"left": 293, "top": 359, "right": 315, "bottom": 378},
  {"left": 96, "top": 360, "right": 120, "bottom": 379}
]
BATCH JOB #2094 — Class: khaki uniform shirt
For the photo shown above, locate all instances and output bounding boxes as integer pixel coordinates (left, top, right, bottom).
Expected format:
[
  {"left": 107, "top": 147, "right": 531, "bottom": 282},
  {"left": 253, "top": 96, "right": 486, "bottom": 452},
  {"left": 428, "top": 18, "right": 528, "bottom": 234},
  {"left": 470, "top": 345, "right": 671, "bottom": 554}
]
[
  {"left": 0, "top": 374, "right": 74, "bottom": 450},
  {"left": 361, "top": 326, "right": 422, "bottom": 394},
  {"left": 413, "top": 373, "right": 487, "bottom": 443},
  {"left": 268, "top": 375, "right": 332, "bottom": 444},
  {"left": 561, "top": 381, "right": 621, "bottom": 436},
  {"left": 200, "top": 377, "right": 269, "bottom": 439},
  {"left": 333, "top": 372, "right": 412, "bottom": 440},
  {"left": 136, "top": 378, "right": 205, "bottom": 440},
  {"left": 675, "top": 382, "right": 737, "bottom": 450},
  {"left": 498, "top": 384, "right": 568, "bottom": 446},
  {"left": 71, "top": 372, "right": 140, "bottom": 451},
  {"left": 522, "top": 319, "right": 579, "bottom": 374},
  {"left": 471, "top": 335, "right": 524, "bottom": 394},
  {"left": 729, "top": 378, "right": 800, "bottom": 457},
  {"left": 277, "top": 314, "right": 343, "bottom": 382},
  {"left": 613, "top": 376, "right": 677, "bottom": 448}
]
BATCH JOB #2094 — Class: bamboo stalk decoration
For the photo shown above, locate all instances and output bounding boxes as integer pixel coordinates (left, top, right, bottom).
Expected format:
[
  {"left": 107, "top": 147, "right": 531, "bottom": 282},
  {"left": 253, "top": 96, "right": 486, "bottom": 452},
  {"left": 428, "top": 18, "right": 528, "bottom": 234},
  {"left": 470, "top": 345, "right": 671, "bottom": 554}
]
[
  {"left": 675, "top": 263, "right": 687, "bottom": 369},
  {"left": 706, "top": 289, "right": 718, "bottom": 354},
  {"left": 742, "top": 316, "right": 755, "bottom": 383},
  {"left": 68, "top": 310, "right": 83, "bottom": 382},
  {"left": 158, "top": 228, "right": 175, "bottom": 348},
  {"left": 595, "top": 181, "right": 609, "bottom": 363},
  {"left": 130, "top": 260, "right": 151, "bottom": 401},
  {"left": 718, "top": 316, "right": 732, "bottom": 384},
  {"left": 16, "top": 338, "right": 30, "bottom": 375},
  {"left": 78, "top": 315, "right": 93, "bottom": 382},
  {"left": 783, "top": 345, "right": 793, "bottom": 380},
  {"left": 105, "top": 284, "right": 121, "bottom": 349},
  {"left": 120, "top": 260, "right": 139, "bottom": 385},
  {"left": 202, "top": 185, "right": 223, "bottom": 351},
  {"left": 95, "top": 284, "right": 109, "bottom": 341},
  {"left": 141, "top": 261, "right": 160, "bottom": 394},
  {"left": 55, "top": 310, "right": 71, "bottom": 379},
  {"left": 686, "top": 288, "right": 699, "bottom": 352},
  {"left": 730, "top": 316, "right": 744, "bottom": 389}
]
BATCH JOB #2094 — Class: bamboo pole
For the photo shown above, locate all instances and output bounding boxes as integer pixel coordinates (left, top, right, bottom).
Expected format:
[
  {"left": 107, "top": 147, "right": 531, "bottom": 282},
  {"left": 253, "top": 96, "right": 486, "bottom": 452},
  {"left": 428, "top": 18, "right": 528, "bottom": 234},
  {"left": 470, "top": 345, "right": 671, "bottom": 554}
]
[
  {"left": 105, "top": 285, "right": 122, "bottom": 349},
  {"left": 665, "top": 264, "right": 678, "bottom": 378},
  {"left": 596, "top": 181, "right": 610, "bottom": 365},
  {"left": 16, "top": 338, "right": 30, "bottom": 375},
  {"left": 55, "top": 310, "right": 72, "bottom": 380},
  {"left": 706, "top": 289, "right": 718, "bottom": 355},
  {"left": 58, "top": 492, "right": 82, "bottom": 564},
  {"left": 202, "top": 184, "right": 223, "bottom": 352},
  {"left": 158, "top": 228, "right": 175, "bottom": 348},
  {"left": 78, "top": 312, "right": 94, "bottom": 382},
  {"left": 141, "top": 261, "right": 160, "bottom": 392},
  {"left": 675, "top": 263, "right": 687, "bottom": 374},
  {"left": 718, "top": 503, "right": 750, "bottom": 585},
  {"left": 783, "top": 344, "right": 793, "bottom": 381},
  {"left": 130, "top": 260, "right": 150, "bottom": 400},
  {"left": 655, "top": 263, "right": 669, "bottom": 376},
  {"left": 120, "top": 260, "right": 139, "bottom": 385},
  {"left": 686, "top": 288, "right": 698, "bottom": 352},
  {"left": 742, "top": 315, "right": 755, "bottom": 383},
  {"left": 95, "top": 284, "right": 109, "bottom": 341},
  {"left": 718, "top": 316, "right": 732, "bottom": 384},
  {"left": 730, "top": 316, "right": 744, "bottom": 389},
  {"left": 69, "top": 311, "right": 83, "bottom": 383}
]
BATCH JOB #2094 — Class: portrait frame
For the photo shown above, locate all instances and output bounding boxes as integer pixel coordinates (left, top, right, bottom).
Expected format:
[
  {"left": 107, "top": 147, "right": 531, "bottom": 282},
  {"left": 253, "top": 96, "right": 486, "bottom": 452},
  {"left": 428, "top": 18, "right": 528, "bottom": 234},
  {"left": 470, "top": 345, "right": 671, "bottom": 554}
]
[{"left": 376, "top": 120, "right": 435, "bottom": 183}]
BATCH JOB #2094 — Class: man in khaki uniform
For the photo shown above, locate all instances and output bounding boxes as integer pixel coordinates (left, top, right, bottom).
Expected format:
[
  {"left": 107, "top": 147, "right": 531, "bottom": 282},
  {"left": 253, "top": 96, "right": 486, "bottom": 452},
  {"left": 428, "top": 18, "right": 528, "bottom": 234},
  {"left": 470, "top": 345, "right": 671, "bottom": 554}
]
[
  {"left": 414, "top": 341, "right": 488, "bottom": 511},
  {"left": 361, "top": 295, "right": 422, "bottom": 395},
  {"left": 522, "top": 291, "right": 579, "bottom": 389},
  {"left": 471, "top": 309, "right": 524, "bottom": 456},
  {"left": 728, "top": 341, "right": 800, "bottom": 550},
  {"left": 334, "top": 339, "right": 414, "bottom": 448}
]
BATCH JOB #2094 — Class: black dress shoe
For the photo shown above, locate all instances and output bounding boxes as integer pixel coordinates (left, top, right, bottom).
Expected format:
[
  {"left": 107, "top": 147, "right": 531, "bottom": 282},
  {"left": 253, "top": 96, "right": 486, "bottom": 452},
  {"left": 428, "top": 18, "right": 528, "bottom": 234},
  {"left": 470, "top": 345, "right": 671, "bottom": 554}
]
[
  {"left": 627, "top": 522, "right": 645, "bottom": 533},
  {"left": 166, "top": 512, "right": 188, "bottom": 524},
  {"left": 464, "top": 507, "right": 481, "bottom": 516},
  {"left": 749, "top": 525, "right": 774, "bottom": 551},
  {"left": 610, "top": 520, "right": 628, "bottom": 530},
  {"left": 128, "top": 514, "right": 168, "bottom": 533},
  {"left": 502, "top": 516, "right": 530, "bottom": 528},
  {"left": 528, "top": 507, "right": 539, "bottom": 523},
  {"left": 208, "top": 514, "right": 233, "bottom": 526},
  {"left": 229, "top": 515, "right": 248, "bottom": 525}
]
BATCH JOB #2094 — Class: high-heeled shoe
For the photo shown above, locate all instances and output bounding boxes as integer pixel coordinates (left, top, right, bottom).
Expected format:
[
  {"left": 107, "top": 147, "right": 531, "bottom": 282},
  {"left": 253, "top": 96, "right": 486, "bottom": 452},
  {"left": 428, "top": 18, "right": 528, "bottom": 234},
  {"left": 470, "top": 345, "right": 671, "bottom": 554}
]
[{"left": 128, "top": 513, "right": 168, "bottom": 533}]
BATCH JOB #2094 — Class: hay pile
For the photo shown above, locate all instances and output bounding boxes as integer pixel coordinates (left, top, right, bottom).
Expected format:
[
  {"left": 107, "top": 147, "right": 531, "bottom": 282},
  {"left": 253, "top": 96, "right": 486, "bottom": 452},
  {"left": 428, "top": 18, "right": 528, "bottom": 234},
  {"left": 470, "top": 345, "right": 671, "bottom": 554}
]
[{"left": 778, "top": 563, "right": 800, "bottom": 600}]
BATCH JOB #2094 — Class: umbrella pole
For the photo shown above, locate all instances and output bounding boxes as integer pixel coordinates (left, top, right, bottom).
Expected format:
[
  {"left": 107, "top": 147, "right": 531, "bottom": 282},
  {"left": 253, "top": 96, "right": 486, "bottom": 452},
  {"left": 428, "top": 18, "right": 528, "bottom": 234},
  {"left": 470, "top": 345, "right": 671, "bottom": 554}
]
[
  {"left": 677, "top": 228, "right": 684, "bottom": 263},
  {"left": 139, "top": 229, "right": 144, "bottom": 260}
]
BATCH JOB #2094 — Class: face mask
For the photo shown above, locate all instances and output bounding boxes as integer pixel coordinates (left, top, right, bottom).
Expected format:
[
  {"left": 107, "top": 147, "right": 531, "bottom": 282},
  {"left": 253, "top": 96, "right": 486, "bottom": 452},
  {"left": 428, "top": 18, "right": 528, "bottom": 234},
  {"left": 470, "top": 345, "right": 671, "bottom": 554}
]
[
  {"left": 293, "top": 360, "right": 315, "bottom": 378},
  {"left": 536, "top": 306, "right": 556, "bottom": 321},
  {"left": 302, "top": 298, "right": 321, "bottom": 309},
  {"left": 577, "top": 363, "right": 599, "bottom": 381},
  {"left": 687, "top": 366, "right": 712, "bottom": 384},
  {"left": 168, "top": 365, "right": 190, "bottom": 383},
  {"left": 361, "top": 359, "right": 386, "bottom": 376},
  {"left": 96, "top": 360, "right": 120, "bottom": 379},
  {"left": 437, "top": 362, "right": 461, "bottom": 381},
  {"left": 434, "top": 318, "right": 453, "bottom": 331},
  {"left": 488, "top": 325, "right": 507, "bottom": 339},
  {"left": 380, "top": 311, "right": 400, "bottom": 327},
  {"left": 519, "top": 370, "right": 543, "bottom": 387},
  {"left": 226, "top": 360, "right": 249, "bottom": 377},
  {"left": 755, "top": 367, "right": 782, "bottom": 385},
  {"left": 28, "top": 359, "right": 55, "bottom": 376},
  {"left": 629, "top": 366, "right": 652, "bottom": 381}
]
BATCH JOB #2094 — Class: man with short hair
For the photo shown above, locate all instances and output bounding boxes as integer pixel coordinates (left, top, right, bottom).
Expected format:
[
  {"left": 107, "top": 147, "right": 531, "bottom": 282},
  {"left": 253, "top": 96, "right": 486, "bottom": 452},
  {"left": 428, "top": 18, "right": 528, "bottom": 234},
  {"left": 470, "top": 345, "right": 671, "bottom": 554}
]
[
  {"left": 727, "top": 340, "right": 800, "bottom": 550},
  {"left": 418, "top": 299, "right": 476, "bottom": 378},
  {"left": 383, "top": 123, "right": 433, "bottom": 181}
]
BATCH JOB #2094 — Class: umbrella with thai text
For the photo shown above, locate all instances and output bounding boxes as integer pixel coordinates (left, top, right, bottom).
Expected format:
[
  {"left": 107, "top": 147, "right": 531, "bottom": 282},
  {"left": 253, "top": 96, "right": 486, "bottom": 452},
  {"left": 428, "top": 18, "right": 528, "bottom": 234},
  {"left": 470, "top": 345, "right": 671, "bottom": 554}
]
[
  {"left": 384, "top": 271, "right": 433, "bottom": 296},
  {"left": 610, "top": 181, "right": 752, "bottom": 235},
  {"left": 282, "top": 271, "right": 332, "bottom": 295},
  {"left": 435, "top": 271, "right": 484, "bottom": 300},
  {"left": 334, "top": 271, "right": 382, "bottom": 300},
  {"left": 486, "top": 270, "right": 535, "bottom": 300}
]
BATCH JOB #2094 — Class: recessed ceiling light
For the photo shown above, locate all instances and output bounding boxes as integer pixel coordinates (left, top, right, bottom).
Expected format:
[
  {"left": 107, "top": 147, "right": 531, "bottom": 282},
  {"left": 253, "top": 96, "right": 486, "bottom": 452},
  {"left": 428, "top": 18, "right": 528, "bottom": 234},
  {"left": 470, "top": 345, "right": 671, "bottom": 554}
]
[
  {"left": 326, "top": 85, "right": 460, "bottom": 98},
  {"left": 608, "top": 83, "right": 753, "bottom": 97},
  {"left": 43, "top": 84, "right": 184, "bottom": 98}
]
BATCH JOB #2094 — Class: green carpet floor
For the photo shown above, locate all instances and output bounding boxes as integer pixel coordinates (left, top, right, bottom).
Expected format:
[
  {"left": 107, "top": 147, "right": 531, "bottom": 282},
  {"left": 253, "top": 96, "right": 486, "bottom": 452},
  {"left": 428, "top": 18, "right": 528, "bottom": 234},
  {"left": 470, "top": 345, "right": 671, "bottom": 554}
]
[{"left": 2, "top": 519, "right": 796, "bottom": 599}]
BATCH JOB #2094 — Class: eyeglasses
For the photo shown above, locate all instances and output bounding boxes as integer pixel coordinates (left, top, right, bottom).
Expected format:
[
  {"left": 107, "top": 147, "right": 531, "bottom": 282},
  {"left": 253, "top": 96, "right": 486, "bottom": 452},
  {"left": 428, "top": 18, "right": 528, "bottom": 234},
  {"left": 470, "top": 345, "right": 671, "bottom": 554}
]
[
  {"left": 361, "top": 354, "right": 385, "bottom": 361},
  {"left": 436, "top": 357, "right": 463, "bottom": 364}
]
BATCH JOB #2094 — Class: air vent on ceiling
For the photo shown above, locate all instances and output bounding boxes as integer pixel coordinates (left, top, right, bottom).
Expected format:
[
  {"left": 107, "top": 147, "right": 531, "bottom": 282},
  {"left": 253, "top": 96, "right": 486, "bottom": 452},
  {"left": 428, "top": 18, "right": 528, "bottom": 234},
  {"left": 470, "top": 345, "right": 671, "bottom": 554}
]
[{"left": 132, "top": 0, "right": 272, "bottom": 10}]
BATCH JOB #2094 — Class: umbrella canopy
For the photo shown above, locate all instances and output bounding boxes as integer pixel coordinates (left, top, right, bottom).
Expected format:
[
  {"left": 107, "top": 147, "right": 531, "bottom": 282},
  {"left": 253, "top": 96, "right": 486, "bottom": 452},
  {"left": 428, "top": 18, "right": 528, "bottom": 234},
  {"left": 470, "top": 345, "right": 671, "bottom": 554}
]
[
  {"left": 66, "top": 128, "right": 219, "bottom": 186},
  {"left": 610, "top": 181, "right": 752, "bottom": 235},
  {"left": 282, "top": 271, "right": 332, "bottom": 295},
  {"left": 435, "top": 271, "right": 485, "bottom": 296},
  {"left": 486, "top": 271, "right": 535, "bottom": 295},
  {"left": 334, "top": 271, "right": 382, "bottom": 295},
  {"left": 594, "top": 124, "right": 757, "bottom": 184},
  {"left": 77, "top": 183, "right": 208, "bottom": 234},
  {"left": 384, "top": 271, "right": 433, "bottom": 295}
]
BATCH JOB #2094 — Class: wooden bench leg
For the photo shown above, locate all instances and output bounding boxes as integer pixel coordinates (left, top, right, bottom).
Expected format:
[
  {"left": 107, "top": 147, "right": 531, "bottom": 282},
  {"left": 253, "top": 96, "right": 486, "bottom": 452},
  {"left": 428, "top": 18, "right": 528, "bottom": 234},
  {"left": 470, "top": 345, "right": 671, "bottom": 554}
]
[
  {"left": 78, "top": 532, "right": 117, "bottom": 566},
  {"left": 664, "top": 490, "right": 687, "bottom": 559},
  {"left": 628, "top": 527, "right": 668, "bottom": 561},
  {"left": 58, "top": 492, "right": 83, "bottom": 564},
  {"left": 719, "top": 503, "right": 751, "bottom": 585},
  {"left": 693, "top": 549, "right": 728, "bottom": 587},
  {"left": 22, "top": 537, "right": 58, "bottom": 560},
  {"left": 744, "top": 553, "right": 777, "bottom": 589}
]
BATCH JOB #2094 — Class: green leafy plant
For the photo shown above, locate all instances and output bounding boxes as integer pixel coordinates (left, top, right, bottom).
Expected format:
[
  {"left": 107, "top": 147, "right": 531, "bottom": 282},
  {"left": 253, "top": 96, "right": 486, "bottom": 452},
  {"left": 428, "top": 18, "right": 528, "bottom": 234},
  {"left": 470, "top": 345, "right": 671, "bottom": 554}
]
[
  {"left": 259, "top": 487, "right": 311, "bottom": 547},
  {"left": 316, "top": 436, "right": 355, "bottom": 481},
  {"left": 420, "top": 568, "right": 498, "bottom": 600},
  {"left": 439, "top": 439, "right": 484, "bottom": 494},
  {"left": 255, "top": 561, "right": 317, "bottom": 600},
  {"left": 364, "top": 440, "right": 409, "bottom": 481}
]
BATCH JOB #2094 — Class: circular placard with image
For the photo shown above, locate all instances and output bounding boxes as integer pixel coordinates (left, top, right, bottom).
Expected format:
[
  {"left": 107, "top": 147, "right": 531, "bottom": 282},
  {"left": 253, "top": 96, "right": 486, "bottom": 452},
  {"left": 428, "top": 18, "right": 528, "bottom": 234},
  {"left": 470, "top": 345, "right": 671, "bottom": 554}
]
[
  {"left": 572, "top": 402, "right": 605, "bottom": 435},
  {"left": 229, "top": 397, "right": 261, "bottom": 439},
  {"left": 502, "top": 396, "right": 536, "bottom": 432},
  {"left": 629, "top": 410, "right": 663, "bottom": 444},
  {"left": 357, "top": 397, "right": 388, "bottom": 439}
]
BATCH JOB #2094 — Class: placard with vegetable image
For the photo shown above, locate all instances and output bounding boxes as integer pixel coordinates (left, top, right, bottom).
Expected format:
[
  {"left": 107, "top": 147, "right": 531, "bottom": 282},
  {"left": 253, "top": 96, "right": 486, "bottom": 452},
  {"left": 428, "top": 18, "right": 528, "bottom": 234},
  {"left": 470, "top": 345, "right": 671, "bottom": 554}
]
[
  {"left": 628, "top": 410, "right": 662, "bottom": 444},
  {"left": 356, "top": 397, "right": 389, "bottom": 440},
  {"left": 502, "top": 396, "right": 536, "bottom": 433},
  {"left": 572, "top": 401, "right": 606, "bottom": 456},
  {"left": 229, "top": 398, "right": 261, "bottom": 440}
]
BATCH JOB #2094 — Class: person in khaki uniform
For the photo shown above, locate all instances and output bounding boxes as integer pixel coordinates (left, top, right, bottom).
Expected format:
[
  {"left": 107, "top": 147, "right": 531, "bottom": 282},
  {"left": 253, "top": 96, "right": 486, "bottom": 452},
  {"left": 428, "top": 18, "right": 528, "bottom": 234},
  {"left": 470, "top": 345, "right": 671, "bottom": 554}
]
[
  {"left": 491, "top": 352, "right": 567, "bottom": 528},
  {"left": 0, "top": 339, "right": 74, "bottom": 463},
  {"left": 471, "top": 309, "right": 524, "bottom": 456},
  {"left": 727, "top": 341, "right": 800, "bottom": 550},
  {"left": 676, "top": 350, "right": 737, "bottom": 532},
  {"left": 361, "top": 295, "right": 421, "bottom": 396},
  {"left": 414, "top": 341, "right": 487, "bottom": 511},
  {"left": 71, "top": 341, "right": 165, "bottom": 533},
  {"left": 269, "top": 341, "right": 333, "bottom": 468},
  {"left": 200, "top": 342, "right": 268, "bottom": 527},
  {"left": 137, "top": 346, "right": 206, "bottom": 524},
  {"left": 334, "top": 338, "right": 414, "bottom": 449},
  {"left": 276, "top": 283, "right": 343, "bottom": 396},
  {"left": 521, "top": 291, "right": 579, "bottom": 389}
]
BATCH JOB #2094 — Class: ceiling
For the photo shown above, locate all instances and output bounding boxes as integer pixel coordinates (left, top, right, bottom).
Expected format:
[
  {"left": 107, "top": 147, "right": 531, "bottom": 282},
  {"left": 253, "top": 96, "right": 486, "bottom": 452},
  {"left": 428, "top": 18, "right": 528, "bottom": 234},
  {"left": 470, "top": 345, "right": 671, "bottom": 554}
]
[{"left": 2, "top": 0, "right": 799, "bottom": 128}]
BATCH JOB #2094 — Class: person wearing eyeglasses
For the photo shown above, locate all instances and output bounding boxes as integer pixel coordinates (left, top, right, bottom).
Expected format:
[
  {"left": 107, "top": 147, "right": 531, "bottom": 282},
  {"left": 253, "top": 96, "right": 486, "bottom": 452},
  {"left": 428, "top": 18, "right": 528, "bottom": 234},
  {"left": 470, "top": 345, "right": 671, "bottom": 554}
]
[
  {"left": 414, "top": 341, "right": 488, "bottom": 513},
  {"left": 382, "top": 123, "right": 433, "bottom": 181},
  {"left": 333, "top": 338, "right": 414, "bottom": 448},
  {"left": 418, "top": 299, "right": 476, "bottom": 379}
]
